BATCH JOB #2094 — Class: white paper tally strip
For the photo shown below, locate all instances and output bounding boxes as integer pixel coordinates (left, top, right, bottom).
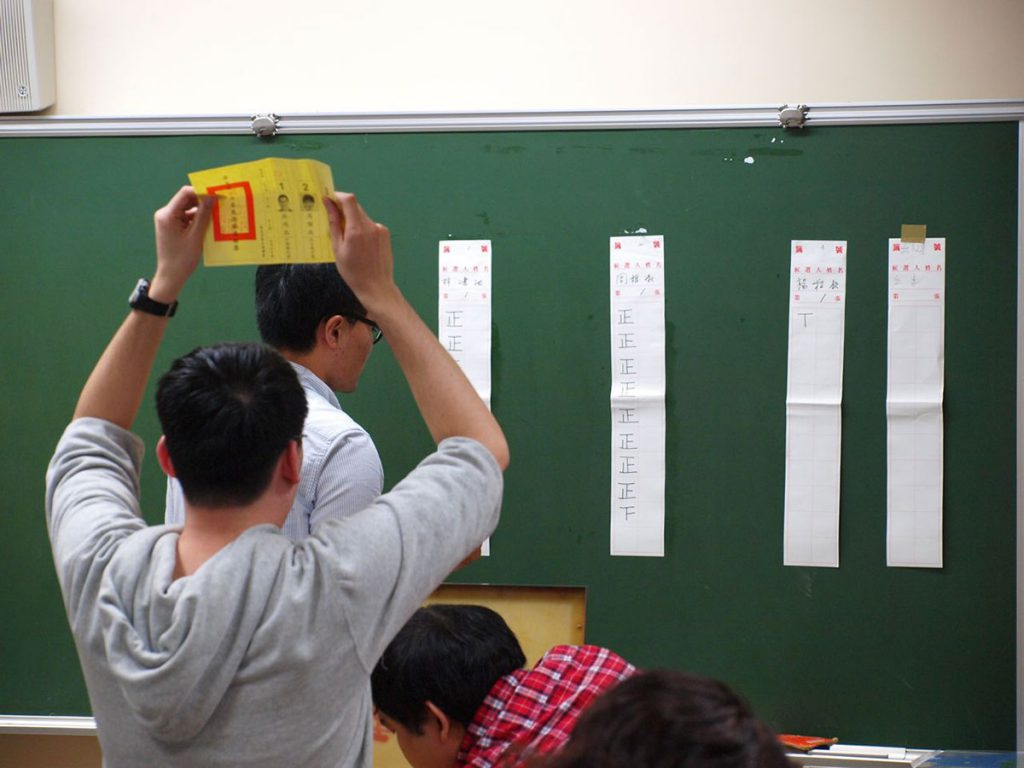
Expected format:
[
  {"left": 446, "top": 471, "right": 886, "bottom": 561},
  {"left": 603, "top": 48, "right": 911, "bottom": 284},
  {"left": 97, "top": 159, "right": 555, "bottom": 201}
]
[
  {"left": 439, "top": 239, "right": 493, "bottom": 554},
  {"left": 886, "top": 238, "right": 945, "bottom": 568},
  {"left": 783, "top": 241, "right": 847, "bottom": 567},
  {"left": 609, "top": 236, "right": 666, "bottom": 557}
]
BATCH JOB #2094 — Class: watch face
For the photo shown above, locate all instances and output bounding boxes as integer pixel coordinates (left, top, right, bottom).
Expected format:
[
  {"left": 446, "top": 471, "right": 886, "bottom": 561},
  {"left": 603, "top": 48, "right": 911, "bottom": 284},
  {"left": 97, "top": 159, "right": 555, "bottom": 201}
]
[
  {"left": 129, "top": 279, "right": 148, "bottom": 303},
  {"left": 128, "top": 278, "right": 176, "bottom": 317}
]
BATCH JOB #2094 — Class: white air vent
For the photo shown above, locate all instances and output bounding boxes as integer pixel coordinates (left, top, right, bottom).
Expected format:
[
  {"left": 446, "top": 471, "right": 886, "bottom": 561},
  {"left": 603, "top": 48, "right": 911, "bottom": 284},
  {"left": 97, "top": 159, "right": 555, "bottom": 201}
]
[{"left": 0, "top": 0, "right": 54, "bottom": 113}]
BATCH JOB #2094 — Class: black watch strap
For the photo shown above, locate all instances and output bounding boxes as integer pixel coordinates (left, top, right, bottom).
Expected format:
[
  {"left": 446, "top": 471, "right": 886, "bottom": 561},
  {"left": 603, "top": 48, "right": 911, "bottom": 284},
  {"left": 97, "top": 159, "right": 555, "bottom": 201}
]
[{"left": 129, "top": 278, "right": 178, "bottom": 317}]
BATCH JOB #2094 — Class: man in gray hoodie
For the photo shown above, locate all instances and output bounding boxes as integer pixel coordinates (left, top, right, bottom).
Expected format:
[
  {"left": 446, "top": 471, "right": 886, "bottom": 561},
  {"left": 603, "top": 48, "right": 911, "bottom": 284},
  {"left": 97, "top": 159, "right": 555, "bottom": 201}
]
[{"left": 45, "top": 186, "right": 509, "bottom": 767}]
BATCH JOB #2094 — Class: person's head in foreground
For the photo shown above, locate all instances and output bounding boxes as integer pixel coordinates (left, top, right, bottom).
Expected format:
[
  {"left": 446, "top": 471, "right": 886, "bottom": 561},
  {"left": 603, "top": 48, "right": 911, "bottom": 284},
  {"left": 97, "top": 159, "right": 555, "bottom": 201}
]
[
  {"left": 530, "top": 668, "right": 791, "bottom": 768},
  {"left": 157, "top": 341, "right": 307, "bottom": 508},
  {"left": 372, "top": 603, "right": 635, "bottom": 768}
]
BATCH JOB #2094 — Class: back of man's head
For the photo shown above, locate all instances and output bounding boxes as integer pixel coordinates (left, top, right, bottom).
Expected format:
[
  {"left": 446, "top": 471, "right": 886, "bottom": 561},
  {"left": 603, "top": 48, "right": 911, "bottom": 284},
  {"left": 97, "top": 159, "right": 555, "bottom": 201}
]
[
  {"left": 255, "top": 264, "right": 366, "bottom": 352},
  {"left": 372, "top": 604, "right": 527, "bottom": 732},
  {"left": 156, "top": 342, "right": 308, "bottom": 507}
]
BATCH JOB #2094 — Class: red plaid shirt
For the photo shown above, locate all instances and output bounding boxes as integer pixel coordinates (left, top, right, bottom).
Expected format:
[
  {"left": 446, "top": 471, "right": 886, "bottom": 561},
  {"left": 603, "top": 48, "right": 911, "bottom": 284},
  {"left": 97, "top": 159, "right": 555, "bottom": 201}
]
[{"left": 456, "top": 645, "right": 635, "bottom": 768}]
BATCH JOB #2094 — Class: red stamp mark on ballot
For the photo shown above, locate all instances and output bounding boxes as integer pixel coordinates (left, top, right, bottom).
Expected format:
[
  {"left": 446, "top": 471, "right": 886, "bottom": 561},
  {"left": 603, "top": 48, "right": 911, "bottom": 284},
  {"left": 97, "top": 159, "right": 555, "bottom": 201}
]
[{"left": 207, "top": 182, "right": 257, "bottom": 241}]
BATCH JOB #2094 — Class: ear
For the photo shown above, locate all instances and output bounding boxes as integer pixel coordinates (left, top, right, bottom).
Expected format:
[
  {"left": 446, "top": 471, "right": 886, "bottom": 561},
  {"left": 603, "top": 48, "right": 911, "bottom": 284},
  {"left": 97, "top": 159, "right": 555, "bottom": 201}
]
[
  {"left": 322, "top": 315, "right": 349, "bottom": 349},
  {"left": 281, "top": 439, "right": 302, "bottom": 485},
  {"left": 156, "top": 436, "right": 176, "bottom": 478},
  {"left": 424, "top": 701, "right": 456, "bottom": 742}
]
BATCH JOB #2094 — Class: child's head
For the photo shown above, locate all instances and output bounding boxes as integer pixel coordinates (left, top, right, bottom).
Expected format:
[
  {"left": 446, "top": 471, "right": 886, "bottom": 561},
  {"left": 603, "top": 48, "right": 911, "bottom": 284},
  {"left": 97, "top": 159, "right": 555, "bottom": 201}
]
[
  {"left": 372, "top": 604, "right": 526, "bottom": 768},
  {"left": 531, "top": 669, "right": 790, "bottom": 768}
]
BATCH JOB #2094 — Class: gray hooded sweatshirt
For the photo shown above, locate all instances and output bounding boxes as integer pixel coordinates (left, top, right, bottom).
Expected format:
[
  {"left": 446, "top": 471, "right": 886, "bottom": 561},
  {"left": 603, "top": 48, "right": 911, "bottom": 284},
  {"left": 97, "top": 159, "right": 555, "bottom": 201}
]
[{"left": 45, "top": 418, "right": 502, "bottom": 767}]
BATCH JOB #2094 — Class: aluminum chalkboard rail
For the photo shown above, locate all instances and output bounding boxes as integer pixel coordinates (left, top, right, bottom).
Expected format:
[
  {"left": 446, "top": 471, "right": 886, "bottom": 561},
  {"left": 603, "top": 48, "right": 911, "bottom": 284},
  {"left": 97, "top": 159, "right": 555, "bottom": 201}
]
[{"left": 0, "top": 99, "right": 1021, "bottom": 137}]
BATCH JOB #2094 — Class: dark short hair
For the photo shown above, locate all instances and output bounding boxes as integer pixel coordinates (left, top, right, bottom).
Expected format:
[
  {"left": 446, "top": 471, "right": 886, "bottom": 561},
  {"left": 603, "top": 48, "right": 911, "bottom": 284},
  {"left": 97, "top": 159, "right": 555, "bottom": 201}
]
[
  {"left": 533, "top": 669, "right": 791, "bottom": 768},
  {"left": 372, "top": 604, "right": 527, "bottom": 732},
  {"left": 255, "top": 264, "right": 366, "bottom": 352},
  {"left": 156, "top": 342, "right": 308, "bottom": 507}
]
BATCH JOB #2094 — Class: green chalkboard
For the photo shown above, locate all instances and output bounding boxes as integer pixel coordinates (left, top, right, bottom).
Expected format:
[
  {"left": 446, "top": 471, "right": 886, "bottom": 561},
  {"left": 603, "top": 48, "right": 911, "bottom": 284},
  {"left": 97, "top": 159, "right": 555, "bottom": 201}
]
[{"left": 0, "top": 123, "right": 1017, "bottom": 749}]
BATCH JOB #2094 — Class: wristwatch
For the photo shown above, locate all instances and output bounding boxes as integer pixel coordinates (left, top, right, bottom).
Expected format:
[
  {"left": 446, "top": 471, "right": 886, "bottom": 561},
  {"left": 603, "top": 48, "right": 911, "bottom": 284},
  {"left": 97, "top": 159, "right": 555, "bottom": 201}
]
[{"left": 128, "top": 278, "right": 178, "bottom": 317}]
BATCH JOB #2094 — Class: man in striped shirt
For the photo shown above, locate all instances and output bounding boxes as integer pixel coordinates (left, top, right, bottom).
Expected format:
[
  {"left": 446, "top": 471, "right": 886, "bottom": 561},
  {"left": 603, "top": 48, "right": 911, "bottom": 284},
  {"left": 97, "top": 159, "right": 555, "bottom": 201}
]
[{"left": 372, "top": 604, "right": 635, "bottom": 768}]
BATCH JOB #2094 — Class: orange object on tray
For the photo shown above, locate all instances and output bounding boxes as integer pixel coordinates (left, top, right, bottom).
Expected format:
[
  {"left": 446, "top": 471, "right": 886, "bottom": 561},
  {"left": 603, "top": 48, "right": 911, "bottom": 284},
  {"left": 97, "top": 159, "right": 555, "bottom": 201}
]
[{"left": 779, "top": 735, "right": 839, "bottom": 752}]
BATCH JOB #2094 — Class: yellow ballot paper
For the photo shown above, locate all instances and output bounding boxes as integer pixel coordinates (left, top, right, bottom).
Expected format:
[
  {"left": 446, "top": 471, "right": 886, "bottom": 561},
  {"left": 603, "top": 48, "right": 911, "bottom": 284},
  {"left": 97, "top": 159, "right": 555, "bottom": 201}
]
[{"left": 188, "top": 158, "right": 336, "bottom": 266}]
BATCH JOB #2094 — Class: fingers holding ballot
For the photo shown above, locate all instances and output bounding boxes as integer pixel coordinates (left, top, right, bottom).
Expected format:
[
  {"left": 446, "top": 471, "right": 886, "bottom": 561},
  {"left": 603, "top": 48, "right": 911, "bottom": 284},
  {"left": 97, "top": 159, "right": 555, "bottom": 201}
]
[
  {"left": 323, "top": 191, "right": 400, "bottom": 316},
  {"left": 151, "top": 186, "right": 215, "bottom": 302}
]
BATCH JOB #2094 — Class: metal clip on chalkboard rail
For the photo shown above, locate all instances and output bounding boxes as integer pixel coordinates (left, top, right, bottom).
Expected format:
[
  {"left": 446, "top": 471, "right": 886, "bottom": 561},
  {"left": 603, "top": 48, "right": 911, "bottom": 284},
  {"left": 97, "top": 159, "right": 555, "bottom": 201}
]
[
  {"left": 778, "top": 104, "right": 809, "bottom": 128},
  {"left": 788, "top": 745, "right": 941, "bottom": 768},
  {"left": 251, "top": 113, "right": 279, "bottom": 138}
]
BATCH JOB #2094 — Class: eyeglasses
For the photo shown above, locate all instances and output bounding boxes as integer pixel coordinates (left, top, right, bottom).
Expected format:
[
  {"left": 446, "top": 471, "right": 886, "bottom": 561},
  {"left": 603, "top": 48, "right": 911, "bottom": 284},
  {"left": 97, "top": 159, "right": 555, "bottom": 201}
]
[{"left": 343, "top": 314, "right": 384, "bottom": 345}]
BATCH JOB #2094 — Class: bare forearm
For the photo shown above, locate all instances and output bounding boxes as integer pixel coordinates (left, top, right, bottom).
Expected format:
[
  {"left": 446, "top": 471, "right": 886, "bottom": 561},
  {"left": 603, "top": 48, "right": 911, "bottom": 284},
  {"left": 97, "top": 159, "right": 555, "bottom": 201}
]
[
  {"left": 73, "top": 188, "right": 212, "bottom": 430},
  {"left": 73, "top": 311, "right": 170, "bottom": 429},
  {"left": 324, "top": 191, "right": 509, "bottom": 469},
  {"left": 373, "top": 292, "right": 510, "bottom": 470}
]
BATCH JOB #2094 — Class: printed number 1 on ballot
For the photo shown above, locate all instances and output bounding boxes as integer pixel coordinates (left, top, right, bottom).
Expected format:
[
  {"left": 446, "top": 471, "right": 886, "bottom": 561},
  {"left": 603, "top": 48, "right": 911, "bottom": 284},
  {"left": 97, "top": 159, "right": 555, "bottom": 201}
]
[{"left": 188, "top": 158, "right": 336, "bottom": 266}]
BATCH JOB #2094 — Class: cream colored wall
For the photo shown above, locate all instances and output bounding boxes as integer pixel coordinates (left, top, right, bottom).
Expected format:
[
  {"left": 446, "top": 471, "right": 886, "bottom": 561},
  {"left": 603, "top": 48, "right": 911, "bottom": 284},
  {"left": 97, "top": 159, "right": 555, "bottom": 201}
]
[{"left": 49, "top": 0, "right": 1024, "bottom": 117}]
